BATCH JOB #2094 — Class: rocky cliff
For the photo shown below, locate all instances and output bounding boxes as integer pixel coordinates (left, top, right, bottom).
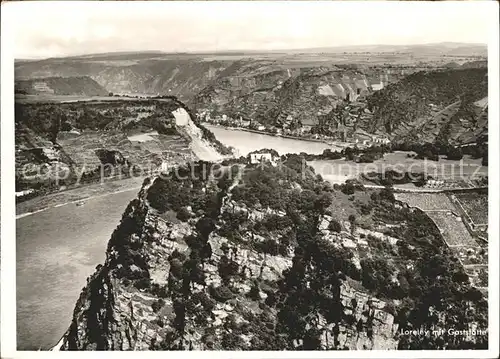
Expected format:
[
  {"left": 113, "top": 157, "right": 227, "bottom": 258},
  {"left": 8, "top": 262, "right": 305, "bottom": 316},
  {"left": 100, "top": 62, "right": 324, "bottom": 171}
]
[{"left": 56, "top": 158, "right": 488, "bottom": 350}]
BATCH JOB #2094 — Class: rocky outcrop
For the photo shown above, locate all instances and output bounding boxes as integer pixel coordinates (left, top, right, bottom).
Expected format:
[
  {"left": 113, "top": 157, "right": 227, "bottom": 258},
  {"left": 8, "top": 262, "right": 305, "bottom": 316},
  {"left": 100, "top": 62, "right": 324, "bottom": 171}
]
[
  {"left": 15, "top": 58, "right": 241, "bottom": 101},
  {"left": 55, "top": 161, "right": 403, "bottom": 351},
  {"left": 53, "top": 155, "right": 488, "bottom": 350}
]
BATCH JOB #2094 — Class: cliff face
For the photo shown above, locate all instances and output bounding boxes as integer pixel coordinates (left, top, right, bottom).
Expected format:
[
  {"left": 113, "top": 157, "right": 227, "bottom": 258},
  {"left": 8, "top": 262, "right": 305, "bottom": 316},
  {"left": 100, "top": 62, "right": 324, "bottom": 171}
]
[
  {"left": 57, "top": 158, "right": 487, "bottom": 351},
  {"left": 57, "top": 161, "right": 399, "bottom": 350},
  {"left": 15, "top": 58, "right": 246, "bottom": 101},
  {"left": 15, "top": 54, "right": 419, "bottom": 128},
  {"left": 16, "top": 53, "right": 487, "bottom": 139}
]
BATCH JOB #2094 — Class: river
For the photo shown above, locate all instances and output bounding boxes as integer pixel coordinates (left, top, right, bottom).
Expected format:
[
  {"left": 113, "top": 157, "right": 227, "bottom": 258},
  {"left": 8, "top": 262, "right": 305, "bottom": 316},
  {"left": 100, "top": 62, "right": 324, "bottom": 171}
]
[{"left": 204, "top": 124, "right": 338, "bottom": 155}]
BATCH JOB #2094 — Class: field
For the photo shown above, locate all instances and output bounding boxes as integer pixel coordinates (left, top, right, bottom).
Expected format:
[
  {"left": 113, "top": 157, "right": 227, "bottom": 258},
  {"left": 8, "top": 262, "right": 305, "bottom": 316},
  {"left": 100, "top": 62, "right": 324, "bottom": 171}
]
[
  {"left": 57, "top": 131, "right": 193, "bottom": 172},
  {"left": 310, "top": 151, "right": 487, "bottom": 185},
  {"left": 15, "top": 94, "right": 141, "bottom": 104},
  {"left": 394, "top": 192, "right": 455, "bottom": 211},
  {"left": 427, "top": 211, "right": 476, "bottom": 247},
  {"left": 454, "top": 191, "right": 488, "bottom": 225},
  {"left": 395, "top": 191, "right": 488, "bottom": 290}
]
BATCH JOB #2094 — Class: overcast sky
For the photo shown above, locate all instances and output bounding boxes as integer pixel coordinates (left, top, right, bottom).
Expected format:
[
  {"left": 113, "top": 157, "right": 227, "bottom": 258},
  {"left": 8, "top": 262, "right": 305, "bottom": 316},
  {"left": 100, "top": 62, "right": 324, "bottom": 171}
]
[{"left": 7, "top": 1, "right": 494, "bottom": 59}]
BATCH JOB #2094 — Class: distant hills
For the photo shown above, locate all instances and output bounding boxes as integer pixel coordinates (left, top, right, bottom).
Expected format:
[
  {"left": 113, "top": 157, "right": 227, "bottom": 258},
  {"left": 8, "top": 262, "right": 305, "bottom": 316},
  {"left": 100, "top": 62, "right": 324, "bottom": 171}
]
[
  {"left": 271, "top": 42, "right": 487, "bottom": 56},
  {"left": 14, "top": 43, "right": 488, "bottom": 146},
  {"left": 14, "top": 42, "right": 486, "bottom": 101},
  {"left": 16, "top": 42, "right": 487, "bottom": 61}
]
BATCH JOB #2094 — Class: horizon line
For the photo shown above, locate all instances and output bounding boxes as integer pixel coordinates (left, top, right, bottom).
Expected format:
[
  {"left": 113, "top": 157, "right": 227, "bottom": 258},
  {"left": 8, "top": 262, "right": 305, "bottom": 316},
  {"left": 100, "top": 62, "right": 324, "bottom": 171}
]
[{"left": 15, "top": 41, "right": 488, "bottom": 61}]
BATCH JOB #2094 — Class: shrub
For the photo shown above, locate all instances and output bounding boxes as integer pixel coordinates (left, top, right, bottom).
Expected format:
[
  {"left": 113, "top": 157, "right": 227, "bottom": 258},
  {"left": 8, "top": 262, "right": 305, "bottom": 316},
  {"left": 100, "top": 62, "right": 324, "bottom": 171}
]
[
  {"left": 176, "top": 207, "right": 191, "bottom": 222},
  {"left": 248, "top": 282, "right": 261, "bottom": 301},
  {"left": 151, "top": 284, "right": 168, "bottom": 298},
  {"left": 218, "top": 255, "right": 239, "bottom": 284},
  {"left": 210, "top": 285, "right": 234, "bottom": 302},
  {"left": 341, "top": 182, "right": 355, "bottom": 195},
  {"left": 152, "top": 298, "right": 165, "bottom": 312},
  {"left": 134, "top": 277, "right": 151, "bottom": 290},
  {"left": 328, "top": 219, "right": 342, "bottom": 233},
  {"left": 154, "top": 318, "right": 165, "bottom": 328},
  {"left": 254, "top": 239, "right": 279, "bottom": 255},
  {"left": 193, "top": 291, "right": 216, "bottom": 311}
]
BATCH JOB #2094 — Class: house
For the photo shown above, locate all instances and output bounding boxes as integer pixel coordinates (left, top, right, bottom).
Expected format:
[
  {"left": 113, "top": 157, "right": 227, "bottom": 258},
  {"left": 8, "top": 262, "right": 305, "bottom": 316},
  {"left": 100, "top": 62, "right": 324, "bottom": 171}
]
[
  {"left": 250, "top": 152, "right": 274, "bottom": 165},
  {"left": 241, "top": 119, "right": 251, "bottom": 127},
  {"left": 301, "top": 125, "right": 312, "bottom": 134},
  {"left": 16, "top": 189, "right": 35, "bottom": 198},
  {"left": 257, "top": 125, "right": 266, "bottom": 131},
  {"left": 427, "top": 179, "right": 445, "bottom": 187},
  {"left": 371, "top": 136, "right": 391, "bottom": 145}
]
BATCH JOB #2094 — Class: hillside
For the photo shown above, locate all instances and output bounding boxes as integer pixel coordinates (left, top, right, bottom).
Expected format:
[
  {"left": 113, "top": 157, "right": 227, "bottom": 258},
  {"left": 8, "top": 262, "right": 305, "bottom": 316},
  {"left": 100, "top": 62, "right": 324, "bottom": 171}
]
[
  {"left": 15, "top": 76, "right": 108, "bottom": 96},
  {"left": 54, "top": 159, "right": 487, "bottom": 350},
  {"left": 360, "top": 68, "right": 488, "bottom": 145},
  {"left": 15, "top": 98, "right": 231, "bottom": 199},
  {"left": 192, "top": 66, "right": 405, "bottom": 126},
  {"left": 14, "top": 57, "right": 414, "bottom": 104}
]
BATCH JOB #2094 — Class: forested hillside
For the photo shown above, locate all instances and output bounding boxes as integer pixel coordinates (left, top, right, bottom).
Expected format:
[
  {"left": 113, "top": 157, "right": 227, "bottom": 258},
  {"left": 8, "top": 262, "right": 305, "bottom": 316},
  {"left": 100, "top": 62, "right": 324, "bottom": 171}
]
[
  {"left": 361, "top": 68, "right": 487, "bottom": 144},
  {"left": 15, "top": 76, "right": 108, "bottom": 96}
]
